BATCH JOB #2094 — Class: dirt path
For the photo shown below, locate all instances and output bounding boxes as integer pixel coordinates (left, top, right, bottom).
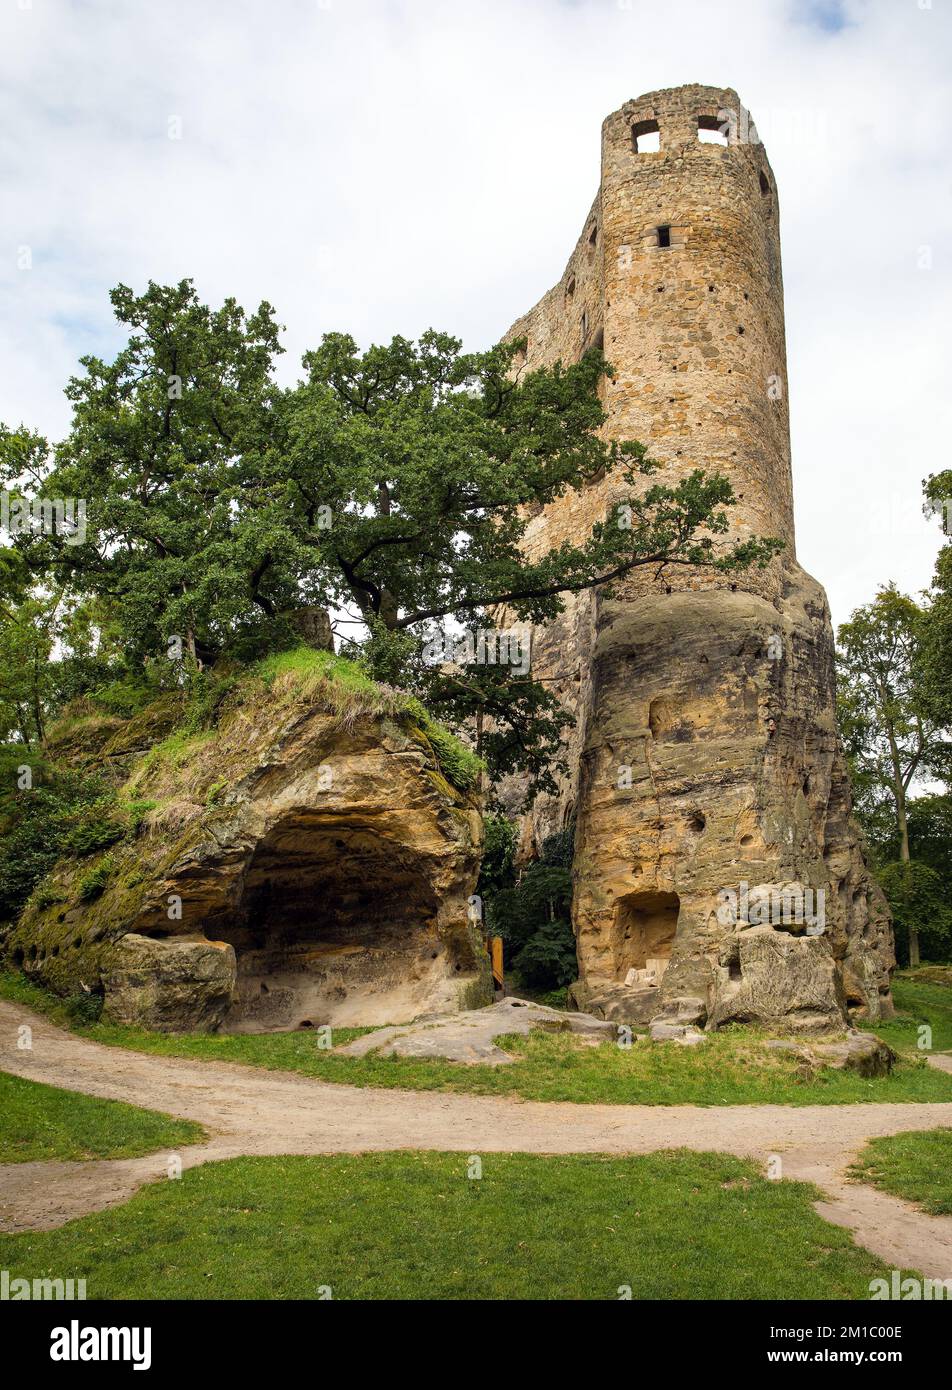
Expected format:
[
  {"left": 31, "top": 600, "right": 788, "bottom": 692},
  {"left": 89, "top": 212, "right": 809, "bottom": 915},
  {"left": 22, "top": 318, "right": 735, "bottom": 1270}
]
[{"left": 2, "top": 999, "right": 952, "bottom": 1278}]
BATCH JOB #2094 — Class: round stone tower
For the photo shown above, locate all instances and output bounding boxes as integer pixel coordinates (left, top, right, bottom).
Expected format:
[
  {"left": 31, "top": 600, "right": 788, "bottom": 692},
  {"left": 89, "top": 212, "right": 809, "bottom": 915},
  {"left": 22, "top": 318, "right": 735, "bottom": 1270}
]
[
  {"left": 600, "top": 84, "right": 794, "bottom": 585},
  {"left": 504, "top": 84, "right": 894, "bottom": 1032}
]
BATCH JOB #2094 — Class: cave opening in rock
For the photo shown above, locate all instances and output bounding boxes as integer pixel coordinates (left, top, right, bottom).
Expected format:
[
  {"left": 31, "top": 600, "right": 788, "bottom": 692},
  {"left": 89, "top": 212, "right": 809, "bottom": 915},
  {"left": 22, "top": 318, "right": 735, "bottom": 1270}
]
[
  {"left": 612, "top": 889, "right": 680, "bottom": 980},
  {"left": 213, "top": 811, "right": 452, "bottom": 1032}
]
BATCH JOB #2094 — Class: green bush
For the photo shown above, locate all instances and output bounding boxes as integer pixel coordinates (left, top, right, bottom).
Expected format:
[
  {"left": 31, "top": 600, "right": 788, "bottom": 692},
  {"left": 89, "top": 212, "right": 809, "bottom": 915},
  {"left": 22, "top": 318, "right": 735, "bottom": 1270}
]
[
  {"left": 511, "top": 918, "right": 578, "bottom": 991},
  {"left": 879, "top": 860, "right": 952, "bottom": 965},
  {"left": 64, "top": 989, "right": 104, "bottom": 1025},
  {"left": 27, "top": 883, "right": 64, "bottom": 912},
  {"left": 487, "top": 825, "right": 577, "bottom": 993},
  {"left": 60, "top": 799, "right": 126, "bottom": 855},
  {"left": 89, "top": 674, "right": 161, "bottom": 719},
  {"left": 178, "top": 668, "right": 239, "bottom": 735},
  {"left": 78, "top": 854, "right": 114, "bottom": 902},
  {"left": 421, "top": 719, "right": 482, "bottom": 792},
  {"left": 0, "top": 765, "right": 118, "bottom": 920},
  {"left": 126, "top": 799, "right": 157, "bottom": 834},
  {"left": 477, "top": 814, "right": 517, "bottom": 899}
]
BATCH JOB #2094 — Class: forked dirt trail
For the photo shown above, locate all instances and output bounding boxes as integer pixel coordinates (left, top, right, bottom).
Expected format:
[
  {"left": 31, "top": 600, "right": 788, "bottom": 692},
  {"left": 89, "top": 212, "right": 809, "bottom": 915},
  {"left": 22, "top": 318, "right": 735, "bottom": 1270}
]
[{"left": 2, "top": 1000, "right": 952, "bottom": 1279}]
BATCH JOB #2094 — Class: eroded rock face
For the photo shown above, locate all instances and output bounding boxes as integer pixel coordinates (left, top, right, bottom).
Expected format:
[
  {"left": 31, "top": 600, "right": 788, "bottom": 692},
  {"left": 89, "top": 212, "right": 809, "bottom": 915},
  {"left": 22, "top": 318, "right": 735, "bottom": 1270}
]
[
  {"left": 8, "top": 692, "right": 487, "bottom": 1032},
  {"left": 571, "top": 574, "right": 894, "bottom": 1033}
]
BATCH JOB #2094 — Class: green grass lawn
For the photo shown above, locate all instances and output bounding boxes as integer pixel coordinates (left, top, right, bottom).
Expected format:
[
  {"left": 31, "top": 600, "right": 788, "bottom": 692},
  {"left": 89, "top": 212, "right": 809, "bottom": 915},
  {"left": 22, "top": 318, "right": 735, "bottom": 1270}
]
[
  {"left": 0, "top": 1149, "right": 899, "bottom": 1300},
  {"left": 849, "top": 1129, "right": 952, "bottom": 1216},
  {"left": 871, "top": 971, "right": 952, "bottom": 1056},
  {"left": 3, "top": 969, "right": 952, "bottom": 1107},
  {"left": 0, "top": 1070, "right": 204, "bottom": 1163}
]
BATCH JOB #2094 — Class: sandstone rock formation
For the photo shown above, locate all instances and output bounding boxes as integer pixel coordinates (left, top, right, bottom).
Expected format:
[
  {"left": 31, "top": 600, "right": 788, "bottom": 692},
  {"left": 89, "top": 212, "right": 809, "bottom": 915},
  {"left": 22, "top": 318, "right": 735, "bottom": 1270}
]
[
  {"left": 335, "top": 995, "right": 615, "bottom": 1065},
  {"left": 503, "top": 84, "right": 894, "bottom": 1032},
  {"left": 5, "top": 659, "right": 488, "bottom": 1031}
]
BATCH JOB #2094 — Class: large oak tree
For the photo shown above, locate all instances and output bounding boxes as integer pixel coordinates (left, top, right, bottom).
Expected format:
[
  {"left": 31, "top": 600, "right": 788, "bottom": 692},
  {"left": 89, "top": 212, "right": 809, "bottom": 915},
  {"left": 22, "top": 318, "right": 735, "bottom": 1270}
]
[{"left": 3, "top": 279, "right": 780, "bottom": 793}]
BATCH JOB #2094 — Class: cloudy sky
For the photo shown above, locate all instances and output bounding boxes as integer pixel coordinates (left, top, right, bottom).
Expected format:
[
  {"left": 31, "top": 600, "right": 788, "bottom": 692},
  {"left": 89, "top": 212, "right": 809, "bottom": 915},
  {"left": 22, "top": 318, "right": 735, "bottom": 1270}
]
[{"left": 1, "top": 0, "right": 949, "bottom": 630}]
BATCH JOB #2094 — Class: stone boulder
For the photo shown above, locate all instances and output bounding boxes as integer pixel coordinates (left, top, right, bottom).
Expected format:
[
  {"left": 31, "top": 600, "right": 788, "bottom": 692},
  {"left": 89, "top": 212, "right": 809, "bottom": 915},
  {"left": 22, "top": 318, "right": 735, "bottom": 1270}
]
[
  {"left": 765, "top": 1031, "right": 896, "bottom": 1078},
  {"left": 708, "top": 926, "right": 846, "bottom": 1033},
  {"left": 335, "top": 996, "right": 616, "bottom": 1064},
  {"left": 568, "top": 978, "right": 660, "bottom": 1025},
  {"left": 648, "top": 1019, "right": 707, "bottom": 1046},
  {"left": 103, "top": 934, "right": 237, "bottom": 1032},
  {"left": 811, "top": 1031, "right": 897, "bottom": 1078},
  {"left": 649, "top": 995, "right": 708, "bottom": 1028}
]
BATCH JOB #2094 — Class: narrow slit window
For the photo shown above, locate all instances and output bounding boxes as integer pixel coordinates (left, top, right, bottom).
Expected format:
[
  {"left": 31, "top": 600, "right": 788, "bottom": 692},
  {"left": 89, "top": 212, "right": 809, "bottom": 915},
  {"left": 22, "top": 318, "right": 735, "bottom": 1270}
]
[
  {"left": 565, "top": 274, "right": 576, "bottom": 301},
  {"left": 580, "top": 309, "right": 589, "bottom": 338},
  {"left": 632, "top": 119, "right": 660, "bottom": 154},
  {"left": 759, "top": 170, "right": 770, "bottom": 196},
  {"left": 697, "top": 114, "right": 729, "bottom": 146},
  {"left": 657, "top": 225, "right": 671, "bottom": 249}
]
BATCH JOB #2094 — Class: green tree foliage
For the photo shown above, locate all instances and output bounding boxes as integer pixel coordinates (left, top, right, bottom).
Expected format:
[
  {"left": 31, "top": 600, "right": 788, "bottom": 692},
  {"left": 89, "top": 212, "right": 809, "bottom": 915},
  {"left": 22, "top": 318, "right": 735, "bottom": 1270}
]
[
  {"left": 878, "top": 860, "right": 952, "bottom": 968},
  {"left": 0, "top": 594, "right": 56, "bottom": 749},
  {"left": 476, "top": 814, "right": 518, "bottom": 900},
  {"left": 0, "top": 755, "right": 123, "bottom": 922},
  {"left": 6, "top": 284, "right": 287, "bottom": 667},
  {"left": 837, "top": 585, "right": 951, "bottom": 966},
  {"left": 921, "top": 469, "right": 952, "bottom": 729},
  {"left": 863, "top": 794, "right": 952, "bottom": 966},
  {"left": 486, "top": 826, "right": 577, "bottom": 992},
  {"left": 3, "top": 280, "right": 780, "bottom": 795}
]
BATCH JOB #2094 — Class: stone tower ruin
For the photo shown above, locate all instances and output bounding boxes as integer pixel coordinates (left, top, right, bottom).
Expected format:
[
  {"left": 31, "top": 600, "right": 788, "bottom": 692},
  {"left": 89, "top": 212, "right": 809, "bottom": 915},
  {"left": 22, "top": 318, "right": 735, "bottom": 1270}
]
[{"left": 505, "top": 84, "right": 894, "bottom": 1031}]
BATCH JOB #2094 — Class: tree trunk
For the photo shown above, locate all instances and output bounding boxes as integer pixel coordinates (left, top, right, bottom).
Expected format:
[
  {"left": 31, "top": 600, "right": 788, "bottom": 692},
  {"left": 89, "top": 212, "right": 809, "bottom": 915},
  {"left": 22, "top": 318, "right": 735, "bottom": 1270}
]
[
  {"left": 31, "top": 654, "right": 46, "bottom": 750},
  {"left": 378, "top": 589, "right": 400, "bottom": 631},
  {"left": 888, "top": 725, "right": 919, "bottom": 966},
  {"left": 896, "top": 794, "right": 921, "bottom": 966},
  {"left": 908, "top": 926, "right": 921, "bottom": 969}
]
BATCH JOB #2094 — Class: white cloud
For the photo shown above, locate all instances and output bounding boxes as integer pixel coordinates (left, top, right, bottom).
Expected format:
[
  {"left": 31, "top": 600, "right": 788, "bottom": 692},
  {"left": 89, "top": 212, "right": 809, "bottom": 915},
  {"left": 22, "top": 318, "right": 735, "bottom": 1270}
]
[{"left": 1, "top": 0, "right": 950, "bottom": 627}]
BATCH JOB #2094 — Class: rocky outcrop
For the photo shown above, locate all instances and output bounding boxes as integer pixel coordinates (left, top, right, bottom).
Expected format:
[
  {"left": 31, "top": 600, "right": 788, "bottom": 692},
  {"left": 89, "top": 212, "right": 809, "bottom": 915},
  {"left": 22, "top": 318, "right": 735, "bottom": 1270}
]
[
  {"left": 5, "top": 659, "right": 488, "bottom": 1031},
  {"left": 570, "top": 570, "right": 894, "bottom": 1033}
]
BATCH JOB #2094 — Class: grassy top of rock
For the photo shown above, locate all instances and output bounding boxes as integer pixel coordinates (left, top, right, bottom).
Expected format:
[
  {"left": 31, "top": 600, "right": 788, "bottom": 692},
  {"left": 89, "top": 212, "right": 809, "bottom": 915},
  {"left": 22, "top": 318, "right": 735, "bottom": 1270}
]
[{"left": 46, "top": 646, "right": 482, "bottom": 791}]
